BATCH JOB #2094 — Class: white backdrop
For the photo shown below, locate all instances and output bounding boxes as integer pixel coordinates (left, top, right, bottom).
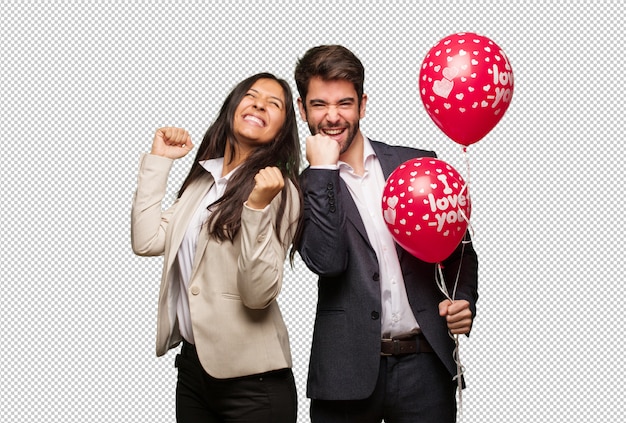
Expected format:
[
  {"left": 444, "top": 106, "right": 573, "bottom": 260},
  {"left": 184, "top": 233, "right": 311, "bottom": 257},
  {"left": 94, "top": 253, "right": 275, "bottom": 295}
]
[{"left": 1, "top": 1, "right": 623, "bottom": 422}]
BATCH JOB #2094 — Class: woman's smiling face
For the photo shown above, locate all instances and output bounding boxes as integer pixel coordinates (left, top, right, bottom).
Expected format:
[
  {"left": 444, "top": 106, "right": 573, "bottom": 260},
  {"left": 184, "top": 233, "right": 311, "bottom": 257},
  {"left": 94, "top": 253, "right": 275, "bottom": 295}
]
[{"left": 232, "top": 78, "right": 287, "bottom": 148}]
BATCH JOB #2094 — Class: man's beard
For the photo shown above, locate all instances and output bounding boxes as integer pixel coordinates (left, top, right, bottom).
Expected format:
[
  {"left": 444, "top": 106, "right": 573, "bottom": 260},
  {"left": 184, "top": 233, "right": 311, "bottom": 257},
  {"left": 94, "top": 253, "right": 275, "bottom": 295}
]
[{"left": 308, "top": 121, "right": 360, "bottom": 155}]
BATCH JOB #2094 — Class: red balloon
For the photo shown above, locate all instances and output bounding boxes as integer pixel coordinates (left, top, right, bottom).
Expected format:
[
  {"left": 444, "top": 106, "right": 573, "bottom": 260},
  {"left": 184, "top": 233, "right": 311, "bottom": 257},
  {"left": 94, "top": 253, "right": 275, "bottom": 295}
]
[
  {"left": 382, "top": 158, "right": 470, "bottom": 263},
  {"left": 419, "top": 32, "right": 514, "bottom": 147}
]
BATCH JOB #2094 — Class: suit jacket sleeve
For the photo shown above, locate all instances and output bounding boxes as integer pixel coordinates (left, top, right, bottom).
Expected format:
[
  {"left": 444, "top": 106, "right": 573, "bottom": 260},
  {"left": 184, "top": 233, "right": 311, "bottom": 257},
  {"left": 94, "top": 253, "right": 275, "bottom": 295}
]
[
  {"left": 297, "top": 167, "right": 349, "bottom": 276},
  {"left": 441, "top": 233, "right": 479, "bottom": 326},
  {"left": 237, "top": 180, "right": 301, "bottom": 309},
  {"left": 131, "top": 153, "right": 178, "bottom": 256}
]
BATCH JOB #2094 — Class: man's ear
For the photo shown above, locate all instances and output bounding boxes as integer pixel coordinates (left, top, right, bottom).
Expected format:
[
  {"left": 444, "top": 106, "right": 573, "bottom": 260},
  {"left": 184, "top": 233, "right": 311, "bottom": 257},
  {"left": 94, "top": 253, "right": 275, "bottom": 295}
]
[
  {"left": 359, "top": 94, "right": 368, "bottom": 119},
  {"left": 297, "top": 97, "right": 308, "bottom": 121}
]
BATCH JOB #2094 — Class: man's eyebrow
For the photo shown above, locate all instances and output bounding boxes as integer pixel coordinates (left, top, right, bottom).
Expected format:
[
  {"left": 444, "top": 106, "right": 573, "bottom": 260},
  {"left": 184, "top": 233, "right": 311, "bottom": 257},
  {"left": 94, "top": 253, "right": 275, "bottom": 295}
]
[{"left": 308, "top": 97, "right": 355, "bottom": 104}]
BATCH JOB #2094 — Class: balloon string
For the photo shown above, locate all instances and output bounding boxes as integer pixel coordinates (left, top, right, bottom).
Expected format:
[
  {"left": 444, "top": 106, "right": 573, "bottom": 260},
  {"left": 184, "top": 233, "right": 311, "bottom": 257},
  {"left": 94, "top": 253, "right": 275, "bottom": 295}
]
[
  {"left": 441, "top": 146, "right": 475, "bottom": 420},
  {"left": 436, "top": 256, "right": 466, "bottom": 420},
  {"left": 458, "top": 147, "right": 474, "bottom": 243},
  {"left": 450, "top": 146, "right": 474, "bottom": 420}
]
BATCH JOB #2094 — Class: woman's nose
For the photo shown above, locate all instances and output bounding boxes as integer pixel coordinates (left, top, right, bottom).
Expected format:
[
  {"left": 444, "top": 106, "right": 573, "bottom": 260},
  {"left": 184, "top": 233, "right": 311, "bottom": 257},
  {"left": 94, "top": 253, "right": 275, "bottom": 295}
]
[{"left": 253, "top": 98, "right": 266, "bottom": 110}]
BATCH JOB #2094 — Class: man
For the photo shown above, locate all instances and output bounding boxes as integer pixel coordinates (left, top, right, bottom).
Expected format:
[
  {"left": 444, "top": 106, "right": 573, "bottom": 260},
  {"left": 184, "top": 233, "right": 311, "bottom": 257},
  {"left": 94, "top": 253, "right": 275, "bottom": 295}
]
[{"left": 294, "top": 45, "right": 479, "bottom": 423}]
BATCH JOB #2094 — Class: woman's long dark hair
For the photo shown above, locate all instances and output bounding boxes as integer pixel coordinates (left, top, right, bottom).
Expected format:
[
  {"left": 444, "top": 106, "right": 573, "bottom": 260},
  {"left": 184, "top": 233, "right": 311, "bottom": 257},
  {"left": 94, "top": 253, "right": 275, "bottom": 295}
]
[{"left": 177, "top": 73, "right": 303, "bottom": 262}]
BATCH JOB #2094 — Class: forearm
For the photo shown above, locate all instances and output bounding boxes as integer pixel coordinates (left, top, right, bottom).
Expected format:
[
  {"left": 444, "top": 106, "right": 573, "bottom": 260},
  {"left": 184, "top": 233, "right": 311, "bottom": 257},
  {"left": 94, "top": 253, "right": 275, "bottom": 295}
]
[
  {"left": 237, "top": 185, "right": 299, "bottom": 309},
  {"left": 297, "top": 168, "right": 348, "bottom": 276},
  {"left": 130, "top": 153, "right": 174, "bottom": 256},
  {"left": 442, "top": 237, "right": 479, "bottom": 316}
]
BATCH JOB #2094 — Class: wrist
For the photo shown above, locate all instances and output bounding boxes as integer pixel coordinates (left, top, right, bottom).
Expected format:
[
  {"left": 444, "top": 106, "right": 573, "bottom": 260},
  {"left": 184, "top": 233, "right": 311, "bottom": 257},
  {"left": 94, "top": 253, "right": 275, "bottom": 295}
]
[{"left": 244, "top": 200, "right": 269, "bottom": 211}]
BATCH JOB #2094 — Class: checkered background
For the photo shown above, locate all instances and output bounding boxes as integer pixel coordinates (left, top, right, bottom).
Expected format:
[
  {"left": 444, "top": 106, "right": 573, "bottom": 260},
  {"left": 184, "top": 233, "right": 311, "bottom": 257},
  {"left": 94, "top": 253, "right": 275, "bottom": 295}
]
[{"left": 1, "top": 1, "right": 623, "bottom": 422}]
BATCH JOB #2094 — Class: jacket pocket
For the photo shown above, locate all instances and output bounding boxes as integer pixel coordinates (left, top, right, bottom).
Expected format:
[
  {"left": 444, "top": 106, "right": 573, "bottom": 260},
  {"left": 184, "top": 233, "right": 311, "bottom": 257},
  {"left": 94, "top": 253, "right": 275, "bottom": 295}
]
[{"left": 221, "top": 292, "right": 241, "bottom": 301}]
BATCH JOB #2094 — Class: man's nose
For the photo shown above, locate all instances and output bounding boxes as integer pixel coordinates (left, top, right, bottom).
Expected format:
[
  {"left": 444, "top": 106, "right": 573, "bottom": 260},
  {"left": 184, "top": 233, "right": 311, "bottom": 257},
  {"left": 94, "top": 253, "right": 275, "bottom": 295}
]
[{"left": 326, "top": 105, "right": 340, "bottom": 121}]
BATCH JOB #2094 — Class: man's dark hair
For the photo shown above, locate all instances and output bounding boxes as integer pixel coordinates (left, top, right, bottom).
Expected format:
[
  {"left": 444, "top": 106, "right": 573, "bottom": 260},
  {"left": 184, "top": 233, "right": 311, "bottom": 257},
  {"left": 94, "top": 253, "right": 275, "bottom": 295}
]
[{"left": 294, "top": 45, "right": 365, "bottom": 107}]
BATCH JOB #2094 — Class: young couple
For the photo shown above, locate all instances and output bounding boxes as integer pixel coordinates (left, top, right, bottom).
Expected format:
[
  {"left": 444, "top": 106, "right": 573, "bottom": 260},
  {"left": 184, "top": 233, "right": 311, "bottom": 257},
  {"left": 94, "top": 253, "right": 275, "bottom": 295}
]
[{"left": 132, "top": 45, "right": 478, "bottom": 423}]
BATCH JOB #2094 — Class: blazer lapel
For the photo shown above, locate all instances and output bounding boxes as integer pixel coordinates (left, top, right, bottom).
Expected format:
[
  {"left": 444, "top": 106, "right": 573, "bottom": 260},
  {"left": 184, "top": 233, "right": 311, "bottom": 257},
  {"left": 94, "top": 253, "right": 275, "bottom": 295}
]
[
  {"left": 340, "top": 177, "right": 372, "bottom": 248},
  {"left": 343, "top": 140, "right": 409, "bottom": 252},
  {"left": 371, "top": 141, "right": 399, "bottom": 179},
  {"left": 190, "top": 222, "right": 211, "bottom": 281},
  {"left": 166, "top": 173, "right": 214, "bottom": 271},
  {"left": 370, "top": 140, "right": 410, "bottom": 259}
]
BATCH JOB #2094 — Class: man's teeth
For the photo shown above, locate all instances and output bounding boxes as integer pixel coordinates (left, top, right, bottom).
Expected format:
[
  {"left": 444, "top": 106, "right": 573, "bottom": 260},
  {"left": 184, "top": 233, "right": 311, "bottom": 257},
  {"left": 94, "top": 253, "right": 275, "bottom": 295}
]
[{"left": 324, "top": 129, "right": 343, "bottom": 135}]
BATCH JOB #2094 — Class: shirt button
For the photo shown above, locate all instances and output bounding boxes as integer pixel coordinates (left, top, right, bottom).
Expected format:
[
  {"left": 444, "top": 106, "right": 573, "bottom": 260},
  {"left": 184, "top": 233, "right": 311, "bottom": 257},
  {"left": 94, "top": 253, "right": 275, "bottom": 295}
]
[
  {"left": 371, "top": 311, "right": 380, "bottom": 320},
  {"left": 190, "top": 286, "right": 200, "bottom": 295}
]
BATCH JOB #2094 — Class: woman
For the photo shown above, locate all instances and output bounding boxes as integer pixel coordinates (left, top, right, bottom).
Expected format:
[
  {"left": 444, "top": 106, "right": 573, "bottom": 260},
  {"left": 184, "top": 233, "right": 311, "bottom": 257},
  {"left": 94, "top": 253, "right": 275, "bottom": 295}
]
[{"left": 131, "top": 73, "right": 302, "bottom": 422}]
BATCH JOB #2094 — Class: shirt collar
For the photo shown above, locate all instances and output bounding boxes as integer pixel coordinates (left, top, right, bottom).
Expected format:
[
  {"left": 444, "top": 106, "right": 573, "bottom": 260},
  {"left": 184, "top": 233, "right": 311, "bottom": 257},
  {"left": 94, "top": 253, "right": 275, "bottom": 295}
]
[
  {"left": 199, "top": 157, "right": 243, "bottom": 182},
  {"left": 338, "top": 135, "right": 377, "bottom": 172}
]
